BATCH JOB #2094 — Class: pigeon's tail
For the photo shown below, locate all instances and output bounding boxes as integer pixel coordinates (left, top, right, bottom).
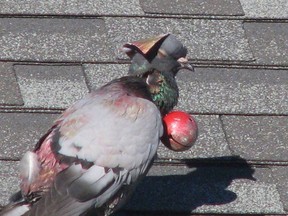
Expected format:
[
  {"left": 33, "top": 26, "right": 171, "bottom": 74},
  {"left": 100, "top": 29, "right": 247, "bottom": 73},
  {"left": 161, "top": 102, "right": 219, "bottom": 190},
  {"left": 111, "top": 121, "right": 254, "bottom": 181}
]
[
  {"left": 0, "top": 191, "right": 30, "bottom": 216},
  {"left": 0, "top": 202, "right": 30, "bottom": 216}
]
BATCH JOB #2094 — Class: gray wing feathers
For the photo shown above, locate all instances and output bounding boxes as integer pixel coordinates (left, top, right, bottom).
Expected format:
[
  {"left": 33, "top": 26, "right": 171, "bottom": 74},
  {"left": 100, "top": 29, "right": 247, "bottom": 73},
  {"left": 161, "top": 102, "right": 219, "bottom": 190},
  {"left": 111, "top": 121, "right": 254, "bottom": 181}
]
[
  {"left": 68, "top": 165, "right": 115, "bottom": 202},
  {"left": 23, "top": 88, "right": 163, "bottom": 215},
  {"left": 24, "top": 164, "right": 127, "bottom": 216},
  {"left": 56, "top": 92, "right": 163, "bottom": 170},
  {"left": 1, "top": 205, "right": 30, "bottom": 216}
]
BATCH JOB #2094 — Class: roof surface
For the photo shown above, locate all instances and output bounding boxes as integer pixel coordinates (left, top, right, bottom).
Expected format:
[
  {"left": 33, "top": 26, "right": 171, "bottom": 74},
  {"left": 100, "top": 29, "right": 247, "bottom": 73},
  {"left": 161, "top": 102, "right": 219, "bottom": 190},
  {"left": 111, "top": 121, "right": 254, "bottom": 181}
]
[{"left": 0, "top": 1, "right": 287, "bottom": 215}]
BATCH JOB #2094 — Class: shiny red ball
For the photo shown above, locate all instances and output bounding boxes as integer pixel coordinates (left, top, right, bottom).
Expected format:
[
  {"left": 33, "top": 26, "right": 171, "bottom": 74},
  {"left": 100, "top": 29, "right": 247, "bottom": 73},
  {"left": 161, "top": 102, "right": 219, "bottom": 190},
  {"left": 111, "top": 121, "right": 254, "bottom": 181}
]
[{"left": 161, "top": 110, "right": 198, "bottom": 152}]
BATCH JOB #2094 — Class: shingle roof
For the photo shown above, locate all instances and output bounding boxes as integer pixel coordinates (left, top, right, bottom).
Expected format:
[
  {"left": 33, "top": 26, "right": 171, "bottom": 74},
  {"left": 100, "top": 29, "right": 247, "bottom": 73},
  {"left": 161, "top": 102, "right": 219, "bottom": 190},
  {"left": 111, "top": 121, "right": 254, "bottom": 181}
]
[{"left": 0, "top": 1, "right": 287, "bottom": 215}]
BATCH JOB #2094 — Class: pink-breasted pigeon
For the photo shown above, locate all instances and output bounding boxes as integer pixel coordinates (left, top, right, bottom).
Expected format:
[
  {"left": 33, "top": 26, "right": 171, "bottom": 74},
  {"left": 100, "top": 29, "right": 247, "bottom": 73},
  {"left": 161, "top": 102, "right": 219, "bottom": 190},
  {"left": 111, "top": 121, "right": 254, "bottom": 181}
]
[{"left": 1, "top": 34, "right": 191, "bottom": 216}]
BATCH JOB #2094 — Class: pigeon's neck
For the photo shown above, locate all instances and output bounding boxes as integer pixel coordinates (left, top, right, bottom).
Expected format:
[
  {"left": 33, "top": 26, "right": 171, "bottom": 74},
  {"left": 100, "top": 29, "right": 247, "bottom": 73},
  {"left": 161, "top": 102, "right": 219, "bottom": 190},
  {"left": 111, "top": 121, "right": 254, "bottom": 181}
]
[{"left": 147, "top": 70, "right": 179, "bottom": 115}]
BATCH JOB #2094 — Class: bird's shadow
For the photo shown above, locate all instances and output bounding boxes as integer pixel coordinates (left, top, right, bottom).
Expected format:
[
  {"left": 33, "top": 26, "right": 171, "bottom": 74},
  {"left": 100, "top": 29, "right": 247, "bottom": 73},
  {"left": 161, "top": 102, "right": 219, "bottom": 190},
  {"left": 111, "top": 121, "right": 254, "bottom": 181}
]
[{"left": 115, "top": 156, "right": 256, "bottom": 215}]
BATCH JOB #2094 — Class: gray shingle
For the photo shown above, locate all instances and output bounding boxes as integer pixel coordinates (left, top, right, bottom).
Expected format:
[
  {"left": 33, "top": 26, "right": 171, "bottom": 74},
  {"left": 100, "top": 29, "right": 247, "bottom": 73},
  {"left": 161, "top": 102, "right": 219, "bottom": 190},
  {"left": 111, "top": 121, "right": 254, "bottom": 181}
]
[
  {"left": 0, "top": 162, "right": 285, "bottom": 214},
  {"left": 157, "top": 115, "right": 231, "bottom": 160},
  {"left": 244, "top": 22, "right": 288, "bottom": 65},
  {"left": 15, "top": 65, "right": 89, "bottom": 109},
  {"left": 0, "top": 18, "right": 111, "bottom": 62},
  {"left": 105, "top": 18, "right": 254, "bottom": 62},
  {"left": 140, "top": 0, "right": 244, "bottom": 16},
  {"left": 240, "top": 0, "right": 288, "bottom": 18},
  {"left": 222, "top": 116, "right": 288, "bottom": 161},
  {"left": 176, "top": 67, "right": 288, "bottom": 115},
  {"left": 0, "top": 161, "right": 20, "bottom": 206},
  {"left": 0, "top": 113, "right": 58, "bottom": 159},
  {"left": 69, "top": 65, "right": 288, "bottom": 116},
  {"left": 124, "top": 164, "right": 284, "bottom": 214},
  {"left": 0, "top": 0, "right": 144, "bottom": 15},
  {"left": 0, "top": 0, "right": 287, "bottom": 215},
  {"left": 83, "top": 64, "right": 127, "bottom": 90},
  {"left": 0, "top": 63, "right": 23, "bottom": 106},
  {"left": 272, "top": 167, "right": 288, "bottom": 211}
]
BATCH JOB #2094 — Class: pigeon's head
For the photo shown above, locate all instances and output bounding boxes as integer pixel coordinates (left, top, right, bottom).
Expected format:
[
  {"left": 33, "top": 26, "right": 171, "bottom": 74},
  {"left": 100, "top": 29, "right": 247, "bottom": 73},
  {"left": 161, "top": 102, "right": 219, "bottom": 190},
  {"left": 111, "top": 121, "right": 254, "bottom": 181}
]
[
  {"left": 123, "top": 34, "right": 193, "bottom": 115},
  {"left": 122, "top": 34, "right": 193, "bottom": 76}
]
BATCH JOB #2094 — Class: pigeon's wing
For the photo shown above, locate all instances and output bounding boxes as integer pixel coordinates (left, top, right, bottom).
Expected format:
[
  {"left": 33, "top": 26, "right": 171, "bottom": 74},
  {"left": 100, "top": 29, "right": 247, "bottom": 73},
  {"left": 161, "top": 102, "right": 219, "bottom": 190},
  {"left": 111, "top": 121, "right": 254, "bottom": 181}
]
[
  {"left": 21, "top": 84, "right": 163, "bottom": 216},
  {"left": 55, "top": 89, "right": 162, "bottom": 170}
]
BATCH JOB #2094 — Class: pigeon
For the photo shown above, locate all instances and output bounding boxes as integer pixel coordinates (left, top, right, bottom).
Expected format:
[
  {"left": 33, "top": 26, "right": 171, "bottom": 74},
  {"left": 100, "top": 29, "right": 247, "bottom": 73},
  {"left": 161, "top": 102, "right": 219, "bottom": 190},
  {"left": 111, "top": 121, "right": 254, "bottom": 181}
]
[{"left": 1, "top": 34, "right": 191, "bottom": 216}]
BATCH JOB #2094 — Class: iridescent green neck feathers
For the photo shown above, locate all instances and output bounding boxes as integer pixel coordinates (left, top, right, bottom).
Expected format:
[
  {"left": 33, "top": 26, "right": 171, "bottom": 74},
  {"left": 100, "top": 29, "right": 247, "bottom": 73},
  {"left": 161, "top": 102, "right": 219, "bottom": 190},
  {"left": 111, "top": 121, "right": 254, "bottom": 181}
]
[{"left": 145, "top": 70, "right": 179, "bottom": 115}]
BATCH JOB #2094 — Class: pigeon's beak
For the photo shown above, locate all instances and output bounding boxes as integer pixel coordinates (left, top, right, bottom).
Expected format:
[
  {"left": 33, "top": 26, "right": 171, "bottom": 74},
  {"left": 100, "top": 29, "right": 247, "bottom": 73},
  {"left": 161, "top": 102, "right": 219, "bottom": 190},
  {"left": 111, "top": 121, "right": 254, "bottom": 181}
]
[
  {"left": 177, "top": 57, "right": 194, "bottom": 71},
  {"left": 122, "top": 34, "right": 170, "bottom": 60}
]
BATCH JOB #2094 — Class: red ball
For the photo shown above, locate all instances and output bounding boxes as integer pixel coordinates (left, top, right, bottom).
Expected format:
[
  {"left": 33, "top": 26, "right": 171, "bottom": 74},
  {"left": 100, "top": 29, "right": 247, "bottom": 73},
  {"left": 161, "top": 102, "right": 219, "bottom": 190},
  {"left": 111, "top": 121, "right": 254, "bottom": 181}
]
[{"left": 161, "top": 110, "right": 198, "bottom": 152}]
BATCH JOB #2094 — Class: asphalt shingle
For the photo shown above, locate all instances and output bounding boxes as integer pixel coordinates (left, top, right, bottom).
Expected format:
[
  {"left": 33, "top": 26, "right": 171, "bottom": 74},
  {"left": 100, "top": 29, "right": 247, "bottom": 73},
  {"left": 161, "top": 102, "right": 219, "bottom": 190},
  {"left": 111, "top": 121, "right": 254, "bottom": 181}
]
[
  {"left": 0, "top": 18, "right": 111, "bottom": 62},
  {"left": 105, "top": 18, "right": 254, "bottom": 62},
  {"left": 83, "top": 64, "right": 127, "bottom": 90},
  {"left": 140, "top": 0, "right": 244, "bottom": 16},
  {"left": 84, "top": 65, "right": 288, "bottom": 115},
  {"left": 0, "top": 0, "right": 287, "bottom": 215},
  {"left": 124, "top": 164, "right": 284, "bottom": 214},
  {"left": 240, "top": 0, "right": 288, "bottom": 18},
  {"left": 221, "top": 116, "right": 288, "bottom": 161},
  {"left": 15, "top": 65, "right": 89, "bottom": 109},
  {"left": 0, "top": 0, "right": 144, "bottom": 15},
  {"left": 176, "top": 67, "right": 288, "bottom": 115},
  {"left": 244, "top": 22, "right": 288, "bottom": 65},
  {"left": 0, "top": 63, "right": 23, "bottom": 106},
  {"left": 0, "top": 113, "right": 58, "bottom": 159},
  {"left": 0, "top": 161, "right": 20, "bottom": 206},
  {"left": 272, "top": 167, "right": 288, "bottom": 211},
  {"left": 157, "top": 115, "right": 231, "bottom": 160}
]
